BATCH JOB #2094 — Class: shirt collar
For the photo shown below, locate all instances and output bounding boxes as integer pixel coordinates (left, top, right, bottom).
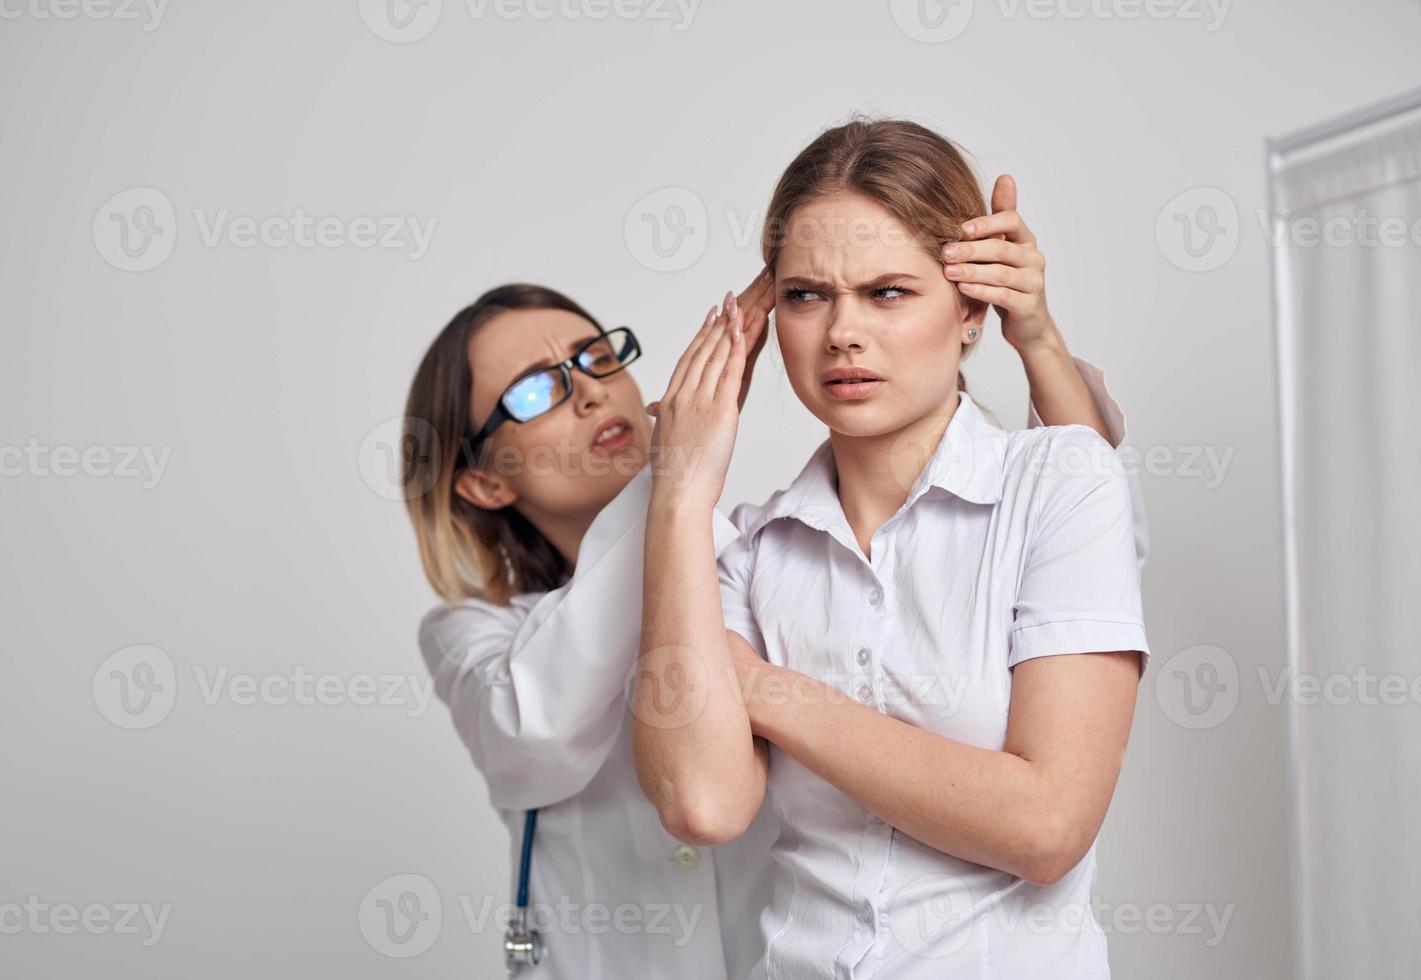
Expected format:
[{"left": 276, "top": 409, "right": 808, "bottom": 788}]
[{"left": 743, "top": 391, "right": 1010, "bottom": 542}]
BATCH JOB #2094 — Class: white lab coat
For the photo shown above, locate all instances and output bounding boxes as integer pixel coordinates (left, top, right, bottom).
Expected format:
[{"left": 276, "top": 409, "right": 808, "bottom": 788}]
[
  {"left": 420, "top": 465, "right": 778, "bottom": 980},
  {"left": 417, "top": 356, "right": 1143, "bottom": 980}
]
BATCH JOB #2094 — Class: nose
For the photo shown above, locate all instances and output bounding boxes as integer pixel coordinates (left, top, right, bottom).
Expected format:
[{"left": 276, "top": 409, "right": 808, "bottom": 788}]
[
  {"left": 571, "top": 369, "right": 610, "bottom": 417},
  {"left": 824, "top": 296, "right": 865, "bottom": 354}
]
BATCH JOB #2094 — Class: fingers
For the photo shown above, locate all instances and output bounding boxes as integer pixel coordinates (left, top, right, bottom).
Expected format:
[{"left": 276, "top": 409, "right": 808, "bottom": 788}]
[
  {"left": 699, "top": 306, "right": 744, "bottom": 403},
  {"left": 666, "top": 304, "right": 720, "bottom": 396},
  {"left": 737, "top": 266, "right": 774, "bottom": 314},
  {"left": 681, "top": 291, "right": 735, "bottom": 394},
  {"left": 959, "top": 208, "right": 1037, "bottom": 247},
  {"left": 990, "top": 174, "right": 1018, "bottom": 217},
  {"left": 954, "top": 281, "right": 1020, "bottom": 311},
  {"left": 942, "top": 258, "right": 1044, "bottom": 294},
  {"left": 716, "top": 309, "right": 748, "bottom": 402},
  {"left": 941, "top": 237, "right": 1037, "bottom": 268}
]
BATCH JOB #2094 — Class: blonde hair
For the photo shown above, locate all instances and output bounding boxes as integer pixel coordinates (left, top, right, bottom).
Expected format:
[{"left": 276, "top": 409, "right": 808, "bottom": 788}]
[
  {"left": 403, "top": 284, "right": 604, "bottom": 606},
  {"left": 761, "top": 115, "right": 987, "bottom": 392}
]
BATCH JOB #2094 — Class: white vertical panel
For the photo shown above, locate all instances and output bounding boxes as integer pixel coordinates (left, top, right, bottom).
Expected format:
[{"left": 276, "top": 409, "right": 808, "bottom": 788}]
[{"left": 1269, "top": 96, "right": 1421, "bottom": 980}]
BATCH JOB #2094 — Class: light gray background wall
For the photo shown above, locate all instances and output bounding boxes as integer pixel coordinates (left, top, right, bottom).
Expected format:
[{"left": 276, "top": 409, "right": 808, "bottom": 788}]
[{"left": 2, "top": 1, "right": 1417, "bottom": 976}]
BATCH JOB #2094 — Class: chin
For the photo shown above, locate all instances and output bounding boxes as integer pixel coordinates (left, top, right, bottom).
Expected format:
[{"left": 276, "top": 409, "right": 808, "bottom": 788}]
[{"left": 812, "top": 403, "right": 901, "bottom": 439}]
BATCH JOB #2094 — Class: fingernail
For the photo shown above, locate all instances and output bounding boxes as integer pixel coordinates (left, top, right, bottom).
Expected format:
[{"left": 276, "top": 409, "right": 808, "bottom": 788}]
[
  {"left": 943, "top": 245, "right": 959, "bottom": 259},
  {"left": 963, "top": 222, "right": 975, "bottom": 234},
  {"left": 945, "top": 264, "right": 963, "bottom": 276}
]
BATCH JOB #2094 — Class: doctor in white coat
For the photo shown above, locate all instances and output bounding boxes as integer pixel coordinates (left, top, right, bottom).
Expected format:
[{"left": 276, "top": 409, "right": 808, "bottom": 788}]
[{"left": 405, "top": 180, "right": 1146, "bottom": 980}]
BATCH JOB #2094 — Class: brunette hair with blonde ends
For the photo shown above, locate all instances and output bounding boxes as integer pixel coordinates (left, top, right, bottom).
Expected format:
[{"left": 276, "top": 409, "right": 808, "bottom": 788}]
[
  {"left": 403, "top": 284, "right": 604, "bottom": 606},
  {"left": 761, "top": 116, "right": 987, "bottom": 392}
]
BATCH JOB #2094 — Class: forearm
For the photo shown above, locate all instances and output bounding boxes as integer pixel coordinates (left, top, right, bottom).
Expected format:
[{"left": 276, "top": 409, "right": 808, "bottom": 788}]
[
  {"left": 742, "top": 664, "right": 1083, "bottom": 885},
  {"left": 1016, "top": 327, "right": 1111, "bottom": 445},
  {"left": 632, "top": 494, "right": 760, "bottom": 845}
]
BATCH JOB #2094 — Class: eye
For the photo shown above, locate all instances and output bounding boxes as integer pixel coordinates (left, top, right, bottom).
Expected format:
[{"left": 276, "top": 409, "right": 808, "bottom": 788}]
[
  {"left": 871, "top": 285, "right": 911, "bottom": 301},
  {"left": 781, "top": 287, "right": 820, "bottom": 305}
]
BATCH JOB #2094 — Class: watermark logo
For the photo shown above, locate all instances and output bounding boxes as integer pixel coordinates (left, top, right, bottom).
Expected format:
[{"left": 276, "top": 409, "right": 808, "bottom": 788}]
[
  {"left": 92, "top": 644, "right": 177, "bottom": 731},
  {"left": 359, "top": 416, "right": 440, "bottom": 501},
  {"left": 93, "top": 188, "right": 438, "bottom": 271},
  {"left": 890, "top": 0, "right": 975, "bottom": 42},
  {"left": 1156, "top": 187, "right": 1238, "bottom": 272},
  {"left": 358, "top": 873, "right": 442, "bottom": 957},
  {"left": 625, "top": 187, "right": 707, "bottom": 272},
  {"left": 358, "top": 0, "right": 444, "bottom": 42},
  {"left": 1155, "top": 644, "right": 1238, "bottom": 729},
  {"left": 93, "top": 187, "right": 177, "bottom": 272},
  {"left": 887, "top": 873, "right": 976, "bottom": 959}
]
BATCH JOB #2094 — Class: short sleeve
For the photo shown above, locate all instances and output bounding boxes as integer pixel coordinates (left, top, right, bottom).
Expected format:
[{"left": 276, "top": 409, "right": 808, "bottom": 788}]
[
  {"left": 717, "top": 502, "right": 768, "bottom": 659},
  {"left": 1009, "top": 426, "right": 1150, "bottom": 675}
]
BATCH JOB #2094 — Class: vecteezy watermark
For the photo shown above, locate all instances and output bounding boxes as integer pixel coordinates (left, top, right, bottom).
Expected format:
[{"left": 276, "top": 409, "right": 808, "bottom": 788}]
[
  {"left": 889, "top": 0, "right": 976, "bottom": 43},
  {"left": 0, "top": 440, "right": 172, "bottom": 488},
  {"left": 890, "top": 0, "right": 1231, "bottom": 42},
  {"left": 886, "top": 872, "right": 1234, "bottom": 960},
  {"left": 1155, "top": 644, "right": 1240, "bottom": 729},
  {"left": 357, "top": 0, "right": 701, "bottom": 43},
  {"left": 623, "top": 188, "right": 979, "bottom": 272},
  {"left": 0, "top": 0, "right": 168, "bottom": 30},
  {"left": 92, "top": 645, "right": 436, "bottom": 731},
  {"left": 624, "top": 187, "right": 709, "bottom": 272},
  {"left": 994, "top": 0, "right": 1231, "bottom": 29},
  {"left": 1258, "top": 665, "right": 1421, "bottom": 708},
  {"left": 0, "top": 897, "right": 173, "bottom": 947},
  {"left": 1258, "top": 207, "right": 1421, "bottom": 250},
  {"left": 358, "top": 416, "right": 440, "bottom": 502},
  {"left": 93, "top": 645, "right": 178, "bottom": 730},
  {"left": 92, "top": 187, "right": 438, "bottom": 271},
  {"left": 1156, "top": 643, "right": 1421, "bottom": 731},
  {"left": 190, "top": 666, "right": 435, "bottom": 717},
  {"left": 356, "top": 873, "right": 705, "bottom": 957},
  {"left": 460, "top": 893, "right": 704, "bottom": 947},
  {"left": 1156, "top": 187, "right": 1239, "bottom": 272},
  {"left": 358, "top": 874, "right": 443, "bottom": 958},
  {"left": 358, "top": 414, "right": 711, "bottom": 501}
]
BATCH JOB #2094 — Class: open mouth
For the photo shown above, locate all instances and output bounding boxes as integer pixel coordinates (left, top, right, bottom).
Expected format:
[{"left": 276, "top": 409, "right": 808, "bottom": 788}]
[{"left": 589, "top": 417, "right": 634, "bottom": 453}]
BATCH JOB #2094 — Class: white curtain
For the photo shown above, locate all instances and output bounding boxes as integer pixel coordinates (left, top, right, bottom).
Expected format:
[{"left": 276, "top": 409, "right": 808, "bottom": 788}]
[{"left": 1271, "top": 103, "right": 1421, "bottom": 980}]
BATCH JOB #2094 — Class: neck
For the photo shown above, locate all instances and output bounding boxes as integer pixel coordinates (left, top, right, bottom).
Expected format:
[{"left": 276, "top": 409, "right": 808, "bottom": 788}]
[
  {"left": 829, "top": 391, "right": 960, "bottom": 559},
  {"left": 521, "top": 504, "right": 598, "bottom": 571}
]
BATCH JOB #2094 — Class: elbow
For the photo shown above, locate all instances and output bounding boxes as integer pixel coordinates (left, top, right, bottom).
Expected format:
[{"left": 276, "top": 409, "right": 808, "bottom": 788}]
[
  {"left": 658, "top": 798, "right": 753, "bottom": 847},
  {"left": 1018, "top": 824, "right": 1091, "bottom": 888}
]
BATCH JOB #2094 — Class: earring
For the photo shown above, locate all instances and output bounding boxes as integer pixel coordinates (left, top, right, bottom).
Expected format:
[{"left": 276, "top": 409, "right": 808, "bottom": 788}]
[{"left": 967, "top": 328, "right": 978, "bottom": 340}]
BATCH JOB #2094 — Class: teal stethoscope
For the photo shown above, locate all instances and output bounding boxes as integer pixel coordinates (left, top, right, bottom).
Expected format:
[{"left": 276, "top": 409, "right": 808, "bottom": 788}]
[{"left": 503, "top": 809, "right": 546, "bottom": 974}]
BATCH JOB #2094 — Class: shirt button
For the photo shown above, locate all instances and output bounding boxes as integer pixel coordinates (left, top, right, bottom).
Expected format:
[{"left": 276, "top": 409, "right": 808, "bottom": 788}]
[
  {"left": 855, "top": 683, "right": 872, "bottom": 704},
  {"left": 671, "top": 845, "right": 700, "bottom": 870},
  {"left": 855, "top": 647, "right": 871, "bottom": 666},
  {"left": 868, "top": 586, "right": 883, "bottom": 608},
  {"left": 859, "top": 903, "right": 873, "bottom": 924}
]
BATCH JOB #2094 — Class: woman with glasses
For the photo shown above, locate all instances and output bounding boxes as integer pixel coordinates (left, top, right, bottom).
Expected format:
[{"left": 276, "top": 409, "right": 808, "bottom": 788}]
[{"left": 404, "top": 180, "right": 1142, "bottom": 976}]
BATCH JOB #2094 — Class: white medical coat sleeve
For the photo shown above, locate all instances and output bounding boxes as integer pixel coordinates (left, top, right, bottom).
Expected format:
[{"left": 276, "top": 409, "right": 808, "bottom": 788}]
[{"left": 418, "top": 466, "right": 744, "bottom": 811}]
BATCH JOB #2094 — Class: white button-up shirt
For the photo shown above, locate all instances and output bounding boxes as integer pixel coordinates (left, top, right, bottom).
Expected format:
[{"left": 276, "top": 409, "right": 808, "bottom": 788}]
[
  {"left": 419, "top": 469, "right": 777, "bottom": 980},
  {"left": 717, "top": 388, "right": 1149, "bottom": 979}
]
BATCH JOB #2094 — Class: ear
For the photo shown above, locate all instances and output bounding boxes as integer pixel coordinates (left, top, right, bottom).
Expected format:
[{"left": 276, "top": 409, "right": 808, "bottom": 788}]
[
  {"left": 454, "top": 466, "right": 518, "bottom": 511},
  {"left": 959, "top": 291, "right": 990, "bottom": 344}
]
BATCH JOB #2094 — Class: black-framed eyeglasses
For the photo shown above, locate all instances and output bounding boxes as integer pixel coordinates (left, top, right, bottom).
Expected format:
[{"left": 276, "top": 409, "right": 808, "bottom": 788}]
[{"left": 462, "top": 327, "right": 642, "bottom": 466}]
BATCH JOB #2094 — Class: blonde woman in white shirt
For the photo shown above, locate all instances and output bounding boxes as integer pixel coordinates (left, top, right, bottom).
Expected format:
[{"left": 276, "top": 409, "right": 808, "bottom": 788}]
[
  {"left": 406, "top": 172, "right": 1139, "bottom": 976},
  {"left": 634, "top": 118, "right": 1150, "bottom": 979}
]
